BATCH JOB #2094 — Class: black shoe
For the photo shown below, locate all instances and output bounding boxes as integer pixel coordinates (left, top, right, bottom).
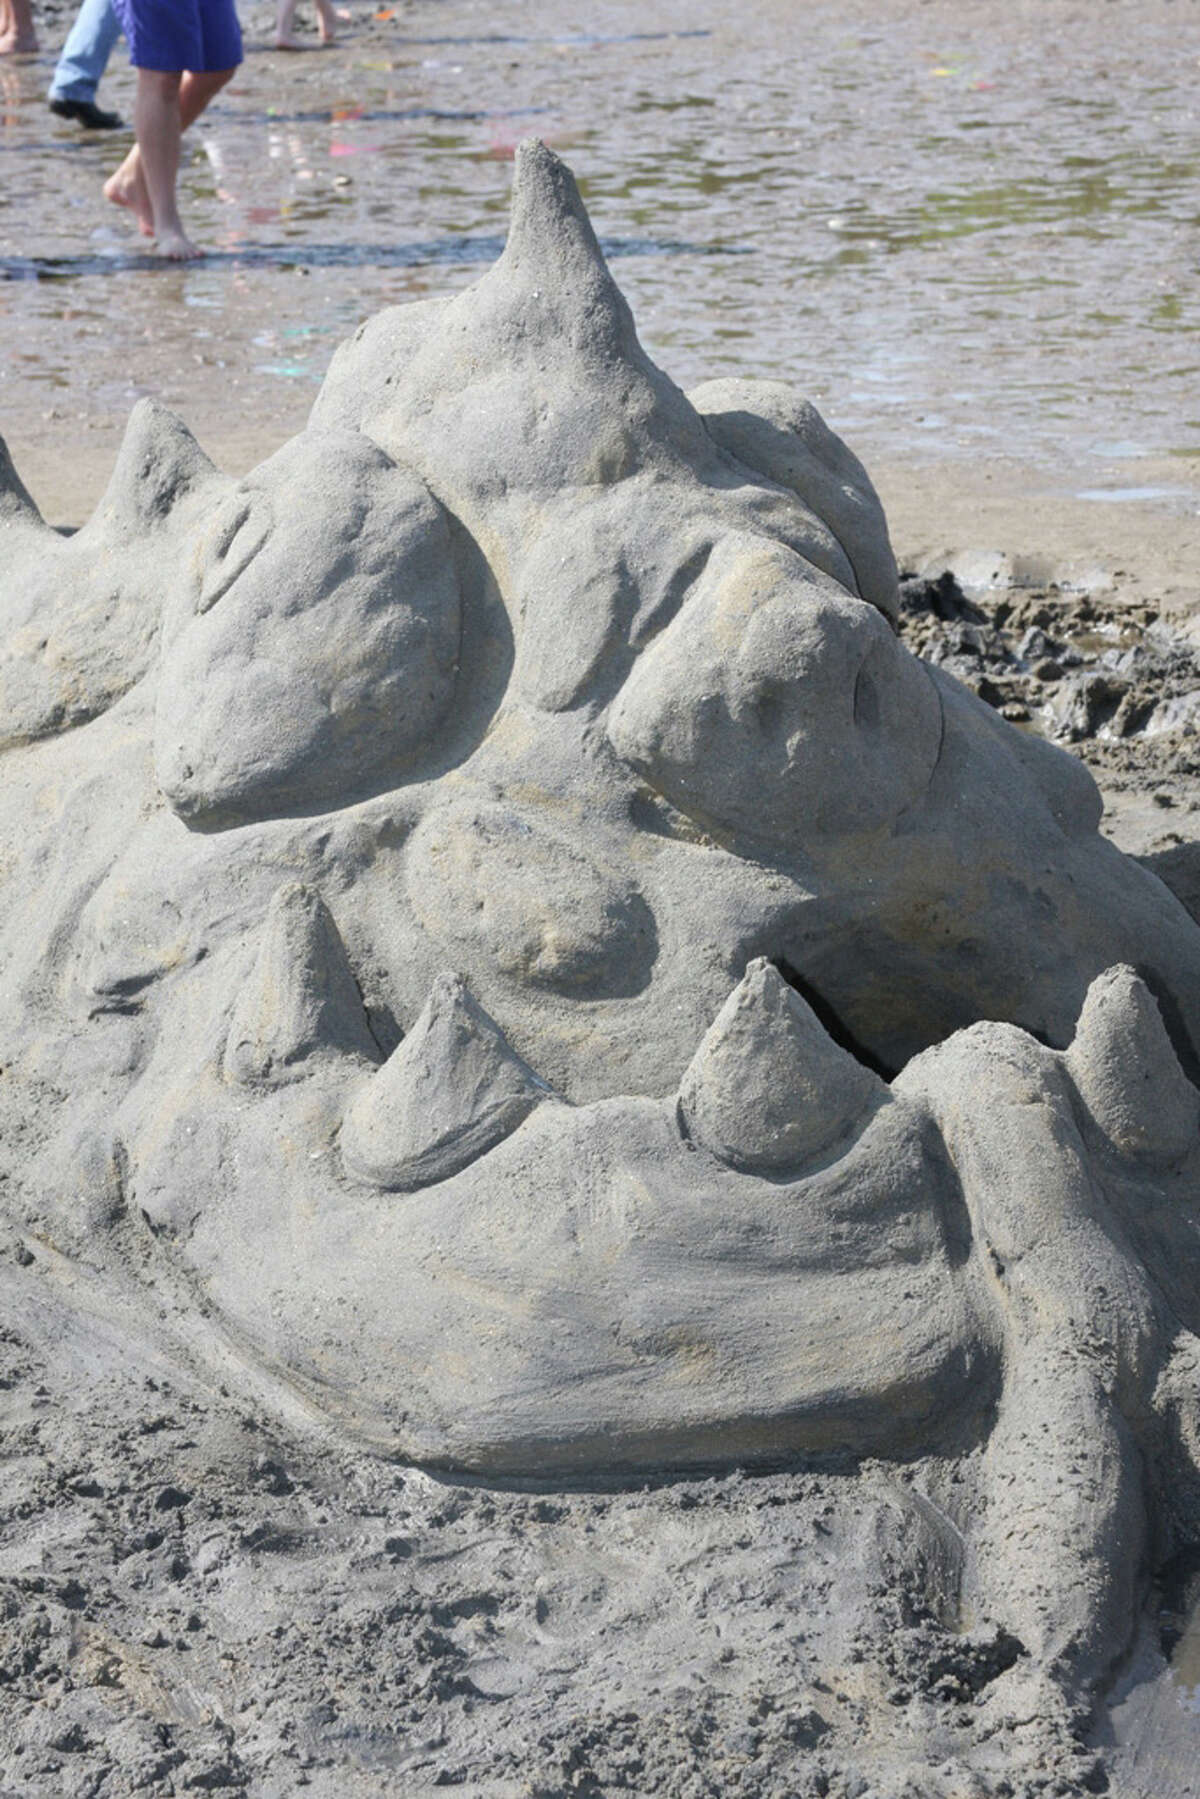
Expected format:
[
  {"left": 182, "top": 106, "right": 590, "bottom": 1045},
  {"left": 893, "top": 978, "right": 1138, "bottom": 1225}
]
[{"left": 48, "top": 97, "right": 125, "bottom": 130}]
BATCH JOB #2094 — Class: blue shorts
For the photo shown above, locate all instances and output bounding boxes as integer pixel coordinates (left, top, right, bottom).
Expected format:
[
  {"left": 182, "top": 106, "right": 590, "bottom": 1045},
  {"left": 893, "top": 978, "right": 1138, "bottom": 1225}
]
[{"left": 111, "top": 0, "right": 242, "bottom": 73}]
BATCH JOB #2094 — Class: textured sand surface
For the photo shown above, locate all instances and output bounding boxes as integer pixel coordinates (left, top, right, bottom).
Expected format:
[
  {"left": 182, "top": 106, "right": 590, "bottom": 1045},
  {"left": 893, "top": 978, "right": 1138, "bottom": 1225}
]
[{"left": 3, "top": 138, "right": 1200, "bottom": 1799}]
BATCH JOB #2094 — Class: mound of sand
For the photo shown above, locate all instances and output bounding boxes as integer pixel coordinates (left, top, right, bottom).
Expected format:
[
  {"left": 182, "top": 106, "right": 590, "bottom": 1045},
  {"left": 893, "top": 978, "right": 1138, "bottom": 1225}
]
[{"left": 1, "top": 142, "right": 1197, "bottom": 1796}]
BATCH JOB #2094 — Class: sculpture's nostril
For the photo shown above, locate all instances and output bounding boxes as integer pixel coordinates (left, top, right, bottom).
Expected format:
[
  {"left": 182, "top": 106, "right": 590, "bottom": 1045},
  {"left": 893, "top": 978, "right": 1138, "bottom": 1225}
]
[{"left": 853, "top": 659, "right": 881, "bottom": 730}]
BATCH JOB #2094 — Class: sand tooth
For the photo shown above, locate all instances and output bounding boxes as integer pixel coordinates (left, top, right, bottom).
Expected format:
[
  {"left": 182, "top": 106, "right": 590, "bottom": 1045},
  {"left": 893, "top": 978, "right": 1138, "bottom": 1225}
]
[
  {"left": 678, "top": 958, "right": 888, "bottom": 1173},
  {"left": 340, "top": 972, "right": 555, "bottom": 1192},
  {"left": 223, "top": 882, "right": 380, "bottom": 1087},
  {"left": 91, "top": 398, "right": 221, "bottom": 540},
  {"left": 1066, "top": 964, "right": 1200, "bottom": 1167}
]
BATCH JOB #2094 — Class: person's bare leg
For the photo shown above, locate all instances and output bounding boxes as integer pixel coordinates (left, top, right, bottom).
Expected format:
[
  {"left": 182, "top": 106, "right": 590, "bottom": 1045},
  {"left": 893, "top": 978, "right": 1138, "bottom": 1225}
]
[
  {"left": 124, "top": 68, "right": 196, "bottom": 259},
  {"left": 105, "top": 68, "right": 236, "bottom": 252},
  {"left": 316, "top": 1, "right": 352, "bottom": 45},
  {"left": 276, "top": 1, "right": 349, "bottom": 49},
  {"left": 0, "top": 0, "right": 37, "bottom": 54},
  {"left": 105, "top": 132, "right": 156, "bottom": 237},
  {"left": 274, "top": 0, "right": 304, "bottom": 50},
  {"left": 177, "top": 66, "right": 237, "bottom": 130}
]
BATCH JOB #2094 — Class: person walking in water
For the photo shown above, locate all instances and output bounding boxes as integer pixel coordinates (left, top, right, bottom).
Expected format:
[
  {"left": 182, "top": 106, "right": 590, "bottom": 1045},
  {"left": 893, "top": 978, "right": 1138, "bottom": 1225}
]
[
  {"left": 104, "top": 0, "right": 242, "bottom": 261},
  {"left": 48, "top": 0, "right": 125, "bottom": 129},
  {"left": 275, "top": 0, "right": 349, "bottom": 49},
  {"left": 0, "top": 0, "right": 37, "bottom": 54}
]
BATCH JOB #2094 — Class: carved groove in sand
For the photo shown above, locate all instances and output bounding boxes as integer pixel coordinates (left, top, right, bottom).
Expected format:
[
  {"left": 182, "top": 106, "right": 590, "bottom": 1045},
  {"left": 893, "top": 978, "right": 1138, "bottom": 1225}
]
[{"left": 1, "top": 143, "right": 1199, "bottom": 1724}]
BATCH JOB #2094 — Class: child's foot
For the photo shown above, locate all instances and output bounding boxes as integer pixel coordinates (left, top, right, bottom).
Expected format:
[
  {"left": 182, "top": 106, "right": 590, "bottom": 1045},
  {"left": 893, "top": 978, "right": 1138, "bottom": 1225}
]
[
  {"left": 273, "top": 32, "right": 306, "bottom": 48},
  {"left": 104, "top": 164, "right": 155, "bottom": 237}
]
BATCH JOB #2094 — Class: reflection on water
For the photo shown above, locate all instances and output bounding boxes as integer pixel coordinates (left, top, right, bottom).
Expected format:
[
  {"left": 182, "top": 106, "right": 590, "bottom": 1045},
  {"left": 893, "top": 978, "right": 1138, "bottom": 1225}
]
[
  {"left": 1077, "top": 485, "right": 1198, "bottom": 504},
  {"left": 397, "top": 29, "right": 714, "bottom": 46},
  {"left": 0, "top": 232, "right": 748, "bottom": 281},
  {"left": 0, "top": 0, "right": 1198, "bottom": 481}
]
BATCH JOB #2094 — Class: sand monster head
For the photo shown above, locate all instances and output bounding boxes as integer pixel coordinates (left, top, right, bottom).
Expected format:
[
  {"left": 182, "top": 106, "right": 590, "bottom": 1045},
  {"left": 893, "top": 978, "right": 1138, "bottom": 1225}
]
[
  {"left": 118, "top": 139, "right": 1200, "bottom": 1083},
  {"left": 2, "top": 141, "right": 1200, "bottom": 1729}
]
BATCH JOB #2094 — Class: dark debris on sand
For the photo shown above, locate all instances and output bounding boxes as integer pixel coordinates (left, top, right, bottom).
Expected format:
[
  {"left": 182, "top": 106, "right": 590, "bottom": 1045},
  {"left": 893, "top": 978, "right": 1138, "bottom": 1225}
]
[{"left": 897, "top": 570, "right": 1200, "bottom": 900}]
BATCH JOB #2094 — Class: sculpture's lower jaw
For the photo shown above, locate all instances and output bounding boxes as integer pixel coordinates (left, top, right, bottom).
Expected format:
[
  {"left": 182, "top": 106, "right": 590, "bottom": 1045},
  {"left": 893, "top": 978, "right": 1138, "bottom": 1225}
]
[{"left": 127, "top": 1081, "right": 994, "bottom": 1479}]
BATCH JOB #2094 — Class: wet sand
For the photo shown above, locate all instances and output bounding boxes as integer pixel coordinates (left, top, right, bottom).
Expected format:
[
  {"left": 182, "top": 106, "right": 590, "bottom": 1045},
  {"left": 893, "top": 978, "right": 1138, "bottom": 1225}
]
[
  {"left": 4, "top": 0, "right": 1200, "bottom": 492},
  {"left": 5, "top": 0, "right": 1198, "bottom": 597},
  {"left": 5, "top": 0, "right": 1197, "bottom": 636}
]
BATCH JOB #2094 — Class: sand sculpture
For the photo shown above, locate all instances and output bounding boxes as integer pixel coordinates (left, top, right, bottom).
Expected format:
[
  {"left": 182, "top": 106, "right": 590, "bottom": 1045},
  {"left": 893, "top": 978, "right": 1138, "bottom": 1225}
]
[{"left": 1, "top": 142, "right": 1198, "bottom": 1738}]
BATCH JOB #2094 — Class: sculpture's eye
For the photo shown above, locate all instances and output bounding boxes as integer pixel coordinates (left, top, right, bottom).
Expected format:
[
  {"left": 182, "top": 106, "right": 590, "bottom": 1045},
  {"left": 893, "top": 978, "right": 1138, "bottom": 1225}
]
[{"left": 197, "top": 493, "right": 272, "bottom": 614}]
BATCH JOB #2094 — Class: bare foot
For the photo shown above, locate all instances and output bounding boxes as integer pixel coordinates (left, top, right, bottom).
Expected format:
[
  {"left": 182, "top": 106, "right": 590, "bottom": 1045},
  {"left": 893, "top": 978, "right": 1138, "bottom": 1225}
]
[
  {"left": 104, "top": 165, "right": 155, "bottom": 237},
  {"left": 0, "top": 28, "right": 38, "bottom": 53},
  {"left": 316, "top": 1, "right": 351, "bottom": 43},
  {"left": 273, "top": 33, "right": 308, "bottom": 49},
  {"left": 155, "top": 227, "right": 202, "bottom": 261}
]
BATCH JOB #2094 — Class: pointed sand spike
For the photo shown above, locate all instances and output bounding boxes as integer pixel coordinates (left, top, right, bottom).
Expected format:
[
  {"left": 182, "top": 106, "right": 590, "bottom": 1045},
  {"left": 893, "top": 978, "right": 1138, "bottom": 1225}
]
[
  {"left": 505, "top": 138, "right": 612, "bottom": 281},
  {"left": 340, "top": 973, "right": 554, "bottom": 1192},
  {"left": 1066, "top": 964, "right": 1199, "bottom": 1167},
  {"left": 0, "top": 432, "right": 46, "bottom": 533},
  {"left": 224, "top": 883, "right": 380, "bottom": 1086},
  {"left": 92, "top": 398, "right": 220, "bottom": 538},
  {"left": 679, "top": 959, "right": 888, "bottom": 1173},
  {"left": 499, "top": 139, "right": 646, "bottom": 360}
]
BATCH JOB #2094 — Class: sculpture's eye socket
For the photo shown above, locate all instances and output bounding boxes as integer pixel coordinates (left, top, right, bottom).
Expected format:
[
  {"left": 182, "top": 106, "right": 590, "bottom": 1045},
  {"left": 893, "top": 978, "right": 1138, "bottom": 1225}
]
[{"left": 197, "top": 493, "right": 273, "bottom": 615}]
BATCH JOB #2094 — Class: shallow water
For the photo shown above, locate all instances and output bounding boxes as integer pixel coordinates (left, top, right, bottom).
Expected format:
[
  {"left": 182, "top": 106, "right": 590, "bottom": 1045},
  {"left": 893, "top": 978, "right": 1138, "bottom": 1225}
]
[{"left": 1, "top": 0, "right": 1199, "bottom": 486}]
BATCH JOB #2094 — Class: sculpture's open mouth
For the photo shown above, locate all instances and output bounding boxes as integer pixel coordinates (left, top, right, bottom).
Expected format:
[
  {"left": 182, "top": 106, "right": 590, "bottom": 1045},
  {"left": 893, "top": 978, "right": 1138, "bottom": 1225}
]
[{"left": 126, "top": 942, "right": 995, "bottom": 1476}]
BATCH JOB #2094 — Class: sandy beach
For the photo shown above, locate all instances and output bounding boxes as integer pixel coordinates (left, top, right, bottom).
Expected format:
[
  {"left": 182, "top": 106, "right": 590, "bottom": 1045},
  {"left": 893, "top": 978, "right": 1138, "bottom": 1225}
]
[{"left": 3, "top": 2, "right": 1200, "bottom": 1796}]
